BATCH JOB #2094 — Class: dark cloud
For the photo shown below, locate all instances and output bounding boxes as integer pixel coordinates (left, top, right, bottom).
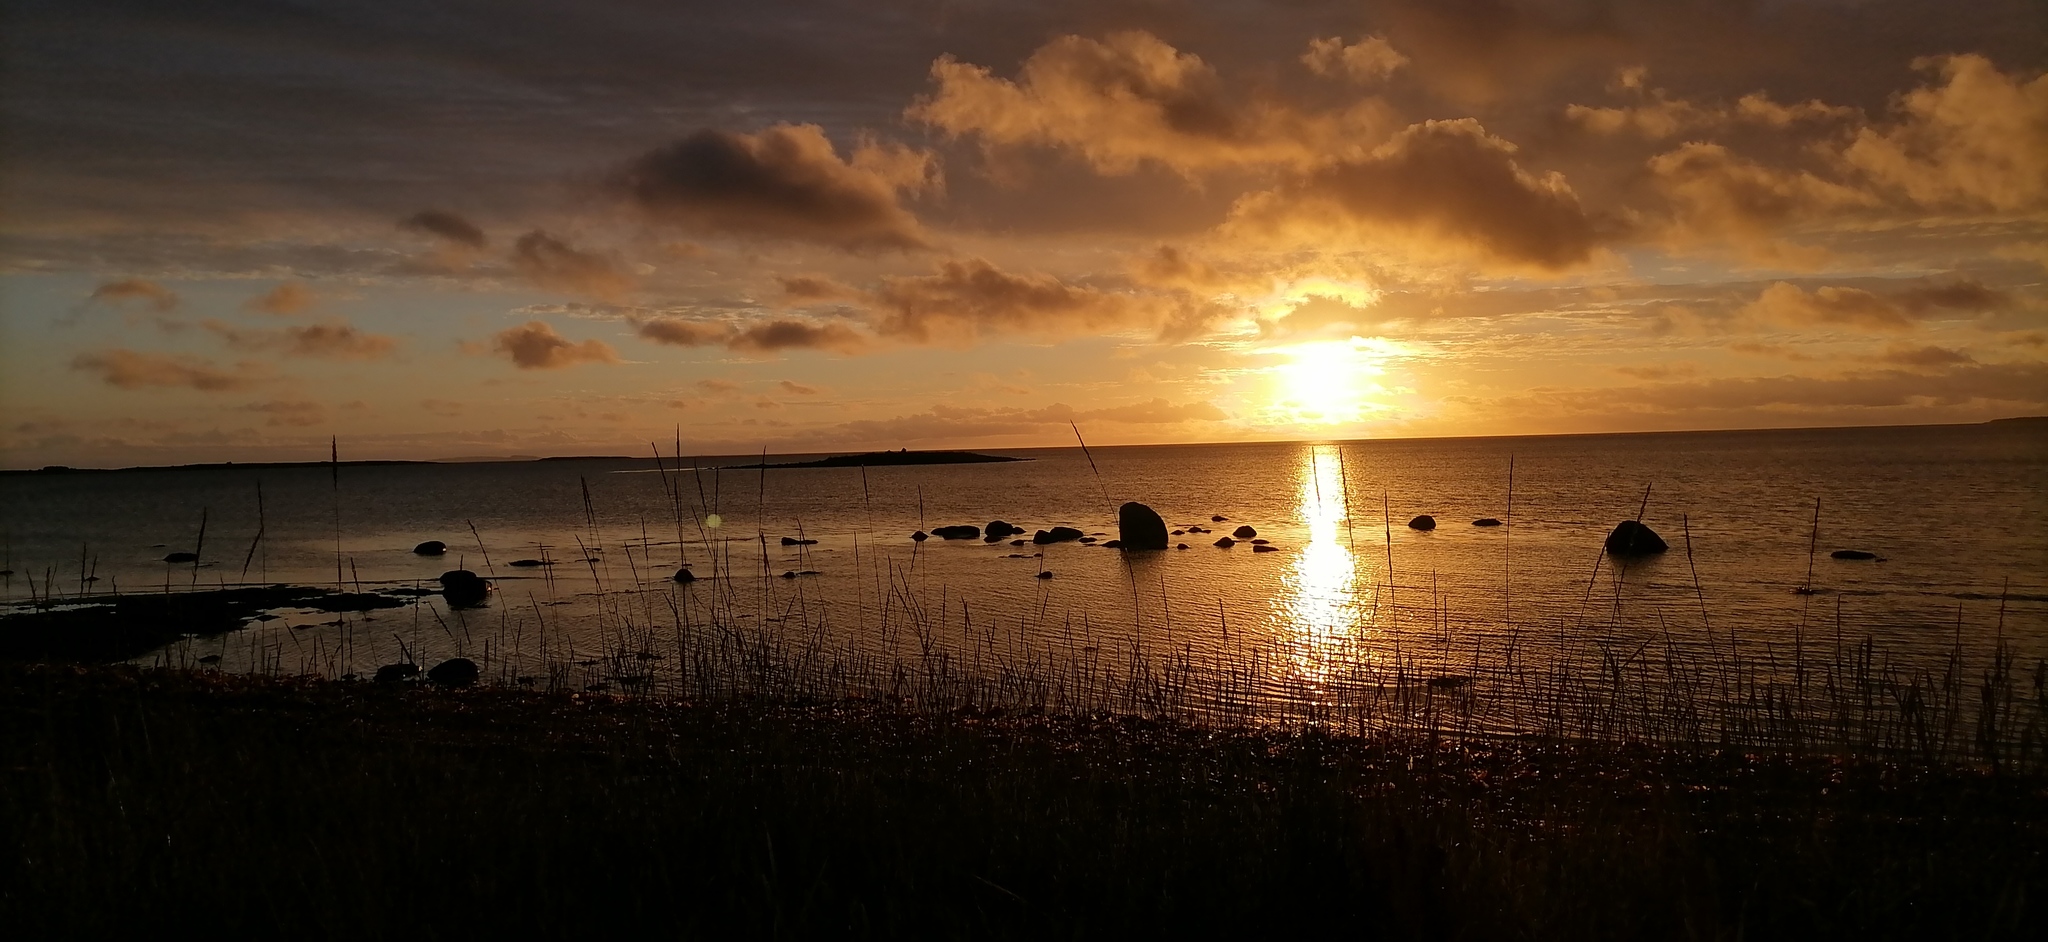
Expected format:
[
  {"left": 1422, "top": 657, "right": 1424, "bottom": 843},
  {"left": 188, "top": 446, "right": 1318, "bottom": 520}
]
[
  {"left": 631, "top": 315, "right": 869, "bottom": 356},
  {"left": 779, "top": 380, "right": 820, "bottom": 395},
  {"left": 511, "top": 231, "right": 634, "bottom": 300},
  {"left": 867, "top": 257, "right": 1225, "bottom": 344},
  {"left": 491, "top": 320, "right": 621, "bottom": 369},
  {"left": 71, "top": 349, "right": 265, "bottom": 391},
  {"left": 240, "top": 399, "right": 327, "bottom": 427},
  {"left": 399, "top": 210, "right": 487, "bottom": 248},
  {"left": 1874, "top": 344, "right": 1974, "bottom": 368},
  {"left": 612, "top": 125, "right": 933, "bottom": 251},
  {"left": 1742, "top": 280, "right": 2010, "bottom": 332},
  {"left": 1229, "top": 119, "right": 1613, "bottom": 271},
  {"left": 779, "top": 275, "right": 856, "bottom": 302}
]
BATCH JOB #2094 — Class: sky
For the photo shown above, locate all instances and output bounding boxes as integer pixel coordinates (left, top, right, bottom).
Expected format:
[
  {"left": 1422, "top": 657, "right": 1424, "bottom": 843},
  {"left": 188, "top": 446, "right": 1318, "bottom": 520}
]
[{"left": 1, "top": 0, "right": 2043, "bottom": 467}]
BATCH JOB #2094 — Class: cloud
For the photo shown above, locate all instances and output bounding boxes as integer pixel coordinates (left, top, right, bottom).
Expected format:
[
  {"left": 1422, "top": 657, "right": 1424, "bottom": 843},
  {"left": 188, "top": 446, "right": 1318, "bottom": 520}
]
[
  {"left": 1841, "top": 55, "right": 2048, "bottom": 212},
  {"left": 241, "top": 399, "right": 326, "bottom": 427},
  {"left": 243, "top": 281, "right": 315, "bottom": 316},
  {"left": 910, "top": 31, "right": 1390, "bottom": 176},
  {"left": 1377, "top": 0, "right": 1629, "bottom": 106},
  {"left": 398, "top": 210, "right": 487, "bottom": 248},
  {"left": 1647, "top": 142, "right": 1876, "bottom": 263},
  {"left": 865, "top": 257, "right": 1224, "bottom": 345},
  {"left": 71, "top": 349, "right": 264, "bottom": 391},
  {"left": 511, "top": 231, "right": 634, "bottom": 300},
  {"left": 202, "top": 319, "right": 398, "bottom": 359},
  {"left": 1563, "top": 76, "right": 1855, "bottom": 139},
  {"left": 1302, "top": 36, "right": 1408, "bottom": 83},
  {"left": 1258, "top": 294, "right": 1395, "bottom": 338},
  {"left": 778, "top": 380, "right": 819, "bottom": 395},
  {"left": 778, "top": 275, "right": 855, "bottom": 303},
  {"left": 1873, "top": 344, "right": 1974, "bottom": 368},
  {"left": 631, "top": 315, "right": 870, "bottom": 355},
  {"left": 1741, "top": 280, "right": 2010, "bottom": 332},
  {"left": 731, "top": 319, "right": 867, "bottom": 355},
  {"left": 491, "top": 320, "right": 621, "bottom": 369},
  {"left": 611, "top": 124, "right": 933, "bottom": 251},
  {"left": 1228, "top": 119, "right": 1610, "bottom": 271},
  {"left": 88, "top": 278, "right": 178, "bottom": 311},
  {"left": 1600, "top": 362, "right": 2048, "bottom": 412}
]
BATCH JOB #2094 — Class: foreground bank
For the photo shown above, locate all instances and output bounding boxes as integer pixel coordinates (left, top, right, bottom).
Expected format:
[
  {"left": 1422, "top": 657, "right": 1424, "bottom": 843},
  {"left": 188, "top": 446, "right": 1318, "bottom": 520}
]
[{"left": 2, "top": 665, "right": 2042, "bottom": 938}]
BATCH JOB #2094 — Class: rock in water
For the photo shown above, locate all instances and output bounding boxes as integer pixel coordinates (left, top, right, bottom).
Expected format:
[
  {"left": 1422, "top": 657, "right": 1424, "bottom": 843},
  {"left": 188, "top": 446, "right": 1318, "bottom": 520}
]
[
  {"left": 672, "top": 568, "right": 695, "bottom": 583},
  {"left": 1116, "top": 501, "right": 1170, "bottom": 550},
  {"left": 413, "top": 540, "right": 447, "bottom": 555},
  {"left": 439, "top": 569, "right": 490, "bottom": 608},
  {"left": 1213, "top": 537, "right": 1236, "bottom": 548},
  {"left": 1232, "top": 525, "right": 1258, "bottom": 539},
  {"left": 779, "top": 536, "right": 818, "bottom": 546},
  {"left": 1408, "top": 515, "right": 1436, "bottom": 531},
  {"left": 1033, "top": 527, "right": 1084, "bottom": 545},
  {"left": 1252, "top": 544, "right": 1280, "bottom": 553},
  {"left": 1831, "top": 549, "right": 1879, "bottom": 561},
  {"left": 1472, "top": 518, "right": 1502, "bottom": 527},
  {"left": 986, "top": 520, "right": 1022, "bottom": 539},
  {"left": 163, "top": 552, "right": 199, "bottom": 563},
  {"left": 1604, "top": 520, "right": 1669, "bottom": 557},
  {"left": 428, "top": 657, "right": 480, "bottom": 687},
  {"left": 374, "top": 663, "right": 420, "bottom": 684},
  {"left": 1036, "top": 570, "right": 1054, "bottom": 579},
  {"left": 932, "top": 524, "right": 981, "bottom": 540},
  {"left": 911, "top": 530, "right": 928, "bottom": 542},
  {"left": 507, "top": 558, "right": 549, "bottom": 567}
]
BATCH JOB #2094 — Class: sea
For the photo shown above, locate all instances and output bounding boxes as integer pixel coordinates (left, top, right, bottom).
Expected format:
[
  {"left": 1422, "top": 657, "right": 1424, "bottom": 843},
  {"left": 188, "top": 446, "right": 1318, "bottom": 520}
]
[{"left": 3, "top": 422, "right": 2044, "bottom": 726}]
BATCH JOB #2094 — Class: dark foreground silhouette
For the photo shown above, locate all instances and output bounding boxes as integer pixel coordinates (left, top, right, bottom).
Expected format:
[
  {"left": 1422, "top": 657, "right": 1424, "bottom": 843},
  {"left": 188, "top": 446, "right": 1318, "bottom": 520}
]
[{"left": 2, "top": 665, "right": 2041, "bottom": 939}]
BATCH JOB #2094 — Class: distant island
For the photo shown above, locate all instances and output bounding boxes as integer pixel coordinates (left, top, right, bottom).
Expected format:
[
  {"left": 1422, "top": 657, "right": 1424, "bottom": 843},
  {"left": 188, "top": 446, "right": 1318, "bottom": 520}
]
[{"left": 725, "top": 449, "right": 1029, "bottom": 470}]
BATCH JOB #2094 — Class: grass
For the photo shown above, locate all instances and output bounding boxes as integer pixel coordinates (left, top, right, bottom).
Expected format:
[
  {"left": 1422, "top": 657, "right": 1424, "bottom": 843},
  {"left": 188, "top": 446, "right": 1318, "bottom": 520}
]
[{"left": 2, "top": 663, "right": 2043, "bottom": 938}]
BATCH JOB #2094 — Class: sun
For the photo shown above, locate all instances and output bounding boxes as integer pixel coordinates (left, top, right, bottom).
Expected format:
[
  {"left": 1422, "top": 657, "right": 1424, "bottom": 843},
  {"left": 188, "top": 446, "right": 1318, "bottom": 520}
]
[{"left": 1268, "top": 339, "right": 1387, "bottom": 425}]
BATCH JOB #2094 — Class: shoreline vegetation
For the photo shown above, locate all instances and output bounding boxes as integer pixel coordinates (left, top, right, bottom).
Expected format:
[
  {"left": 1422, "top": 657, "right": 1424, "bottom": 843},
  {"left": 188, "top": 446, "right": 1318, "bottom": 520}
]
[{"left": 3, "top": 663, "right": 2041, "bottom": 937}]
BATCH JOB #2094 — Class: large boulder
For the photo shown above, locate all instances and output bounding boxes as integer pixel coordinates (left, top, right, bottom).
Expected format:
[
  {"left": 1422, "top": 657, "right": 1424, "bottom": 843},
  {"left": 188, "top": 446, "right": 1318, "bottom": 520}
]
[
  {"left": 1232, "top": 525, "right": 1258, "bottom": 539},
  {"left": 986, "top": 520, "right": 1023, "bottom": 539},
  {"left": 1408, "top": 515, "right": 1437, "bottom": 531},
  {"left": 428, "top": 657, "right": 480, "bottom": 687},
  {"left": 1117, "top": 502, "right": 1170, "bottom": 550},
  {"left": 374, "top": 663, "right": 420, "bottom": 684},
  {"left": 932, "top": 524, "right": 981, "bottom": 540},
  {"left": 439, "top": 569, "right": 490, "bottom": 608},
  {"left": 1604, "top": 520, "right": 1669, "bottom": 557},
  {"left": 413, "top": 540, "right": 447, "bottom": 555},
  {"left": 1033, "top": 526, "right": 1085, "bottom": 545}
]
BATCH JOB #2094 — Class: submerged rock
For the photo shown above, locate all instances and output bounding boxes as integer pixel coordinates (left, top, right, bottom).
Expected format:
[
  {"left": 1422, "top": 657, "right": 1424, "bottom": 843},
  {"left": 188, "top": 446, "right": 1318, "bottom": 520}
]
[
  {"left": 1211, "top": 515, "right": 1228, "bottom": 522},
  {"left": 1604, "top": 520, "right": 1669, "bottom": 557},
  {"left": 1036, "top": 570, "right": 1054, "bottom": 579},
  {"left": 1408, "top": 515, "right": 1437, "bottom": 531},
  {"left": 1232, "top": 525, "right": 1258, "bottom": 539},
  {"left": 439, "top": 569, "right": 490, "bottom": 608},
  {"left": 1033, "top": 526, "right": 1084, "bottom": 545},
  {"left": 413, "top": 540, "right": 447, "bottom": 555},
  {"left": 1831, "top": 549, "right": 1880, "bottom": 561},
  {"left": 428, "top": 657, "right": 480, "bottom": 687},
  {"left": 1176, "top": 543, "right": 1189, "bottom": 550},
  {"left": 1101, "top": 539, "right": 1123, "bottom": 548},
  {"left": 507, "top": 558, "right": 550, "bottom": 567},
  {"left": 932, "top": 524, "right": 981, "bottom": 541},
  {"left": 1252, "top": 544, "right": 1280, "bottom": 553},
  {"left": 779, "top": 536, "right": 817, "bottom": 546},
  {"left": 1473, "top": 518, "right": 1502, "bottom": 527},
  {"left": 1117, "top": 501, "right": 1170, "bottom": 550}
]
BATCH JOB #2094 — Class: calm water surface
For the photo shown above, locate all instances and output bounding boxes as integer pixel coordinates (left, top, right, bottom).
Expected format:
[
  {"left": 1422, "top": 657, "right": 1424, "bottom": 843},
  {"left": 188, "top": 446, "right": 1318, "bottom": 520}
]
[{"left": 3, "top": 423, "right": 2043, "bottom": 698}]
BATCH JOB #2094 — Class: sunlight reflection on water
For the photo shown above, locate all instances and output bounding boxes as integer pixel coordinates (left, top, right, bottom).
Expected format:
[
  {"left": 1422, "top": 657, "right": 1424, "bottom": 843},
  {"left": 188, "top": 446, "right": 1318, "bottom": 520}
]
[{"left": 1273, "top": 445, "right": 1381, "bottom": 687}]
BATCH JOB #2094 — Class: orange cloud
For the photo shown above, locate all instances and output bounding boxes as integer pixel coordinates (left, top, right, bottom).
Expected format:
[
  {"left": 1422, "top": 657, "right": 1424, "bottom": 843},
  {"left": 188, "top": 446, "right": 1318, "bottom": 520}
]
[
  {"left": 612, "top": 124, "right": 933, "bottom": 251},
  {"left": 1228, "top": 119, "right": 1610, "bottom": 271},
  {"left": 491, "top": 321, "right": 621, "bottom": 369},
  {"left": 1647, "top": 143, "right": 1875, "bottom": 264},
  {"left": 243, "top": 281, "right": 315, "bottom": 316},
  {"left": 202, "top": 319, "right": 398, "bottom": 359},
  {"left": 630, "top": 316, "right": 869, "bottom": 355},
  {"left": 1301, "top": 35, "right": 1408, "bottom": 82},
  {"left": 1841, "top": 55, "right": 2048, "bottom": 213},
  {"left": 511, "top": 231, "right": 634, "bottom": 300},
  {"left": 240, "top": 399, "right": 327, "bottom": 427},
  {"left": 71, "top": 350, "right": 265, "bottom": 391},
  {"left": 1740, "top": 280, "right": 2009, "bottom": 332},
  {"left": 867, "top": 257, "right": 1225, "bottom": 344},
  {"left": 910, "top": 32, "right": 1391, "bottom": 176}
]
